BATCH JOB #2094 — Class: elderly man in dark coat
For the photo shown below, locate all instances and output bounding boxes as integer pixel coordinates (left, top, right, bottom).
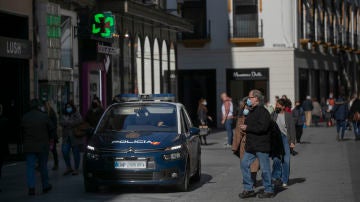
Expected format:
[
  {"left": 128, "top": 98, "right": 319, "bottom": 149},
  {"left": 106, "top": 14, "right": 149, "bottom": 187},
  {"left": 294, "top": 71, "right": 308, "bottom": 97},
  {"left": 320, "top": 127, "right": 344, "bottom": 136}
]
[{"left": 22, "top": 99, "right": 55, "bottom": 195}]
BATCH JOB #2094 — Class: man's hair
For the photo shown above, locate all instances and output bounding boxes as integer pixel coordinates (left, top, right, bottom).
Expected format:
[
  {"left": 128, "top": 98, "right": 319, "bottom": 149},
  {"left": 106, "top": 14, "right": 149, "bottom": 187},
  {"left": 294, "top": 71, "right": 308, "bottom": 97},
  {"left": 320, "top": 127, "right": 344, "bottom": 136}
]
[
  {"left": 250, "top": 89, "right": 264, "bottom": 105},
  {"left": 277, "top": 98, "right": 287, "bottom": 107}
]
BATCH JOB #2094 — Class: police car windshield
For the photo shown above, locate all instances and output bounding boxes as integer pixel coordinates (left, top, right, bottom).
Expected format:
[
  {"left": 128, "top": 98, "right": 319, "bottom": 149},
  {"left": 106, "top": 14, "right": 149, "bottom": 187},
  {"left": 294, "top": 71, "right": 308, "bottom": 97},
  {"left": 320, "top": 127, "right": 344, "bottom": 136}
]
[{"left": 97, "top": 103, "right": 177, "bottom": 133}]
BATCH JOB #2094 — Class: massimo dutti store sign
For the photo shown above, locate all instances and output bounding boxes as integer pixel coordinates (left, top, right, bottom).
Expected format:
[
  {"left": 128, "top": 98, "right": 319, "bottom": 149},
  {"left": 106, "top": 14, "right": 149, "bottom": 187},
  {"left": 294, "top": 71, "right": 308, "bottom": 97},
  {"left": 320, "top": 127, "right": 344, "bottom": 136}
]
[
  {"left": 0, "top": 36, "right": 32, "bottom": 59},
  {"left": 228, "top": 68, "right": 269, "bottom": 81}
]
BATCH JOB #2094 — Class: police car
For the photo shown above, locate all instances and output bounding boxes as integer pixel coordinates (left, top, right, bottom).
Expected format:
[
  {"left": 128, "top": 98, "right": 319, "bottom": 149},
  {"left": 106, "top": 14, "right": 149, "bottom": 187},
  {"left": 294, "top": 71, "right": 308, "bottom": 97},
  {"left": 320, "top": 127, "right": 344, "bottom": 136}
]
[{"left": 83, "top": 94, "right": 201, "bottom": 192}]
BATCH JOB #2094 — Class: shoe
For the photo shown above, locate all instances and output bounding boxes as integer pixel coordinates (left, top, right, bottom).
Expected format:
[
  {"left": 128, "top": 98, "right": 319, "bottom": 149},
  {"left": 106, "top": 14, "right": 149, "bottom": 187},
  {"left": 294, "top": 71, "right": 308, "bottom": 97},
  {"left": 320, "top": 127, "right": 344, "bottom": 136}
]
[
  {"left": 272, "top": 178, "right": 282, "bottom": 187},
  {"left": 43, "top": 184, "right": 52, "bottom": 193},
  {"left": 282, "top": 183, "right": 288, "bottom": 187},
  {"left": 28, "top": 188, "right": 35, "bottom": 196},
  {"left": 257, "top": 192, "right": 275, "bottom": 198},
  {"left": 291, "top": 150, "right": 298, "bottom": 156},
  {"left": 52, "top": 164, "right": 58, "bottom": 171},
  {"left": 72, "top": 170, "right": 79, "bottom": 175},
  {"left": 238, "top": 190, "right": 256, "bottom": 199},
  {"left": 63, "top": 169, "right": 73, "bottom": 176}
]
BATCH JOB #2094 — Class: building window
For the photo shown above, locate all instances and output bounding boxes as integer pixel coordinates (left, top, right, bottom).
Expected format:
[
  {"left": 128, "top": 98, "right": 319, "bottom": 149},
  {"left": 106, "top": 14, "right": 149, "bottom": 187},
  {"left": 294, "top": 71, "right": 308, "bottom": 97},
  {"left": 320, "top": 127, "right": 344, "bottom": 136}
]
[
  {"left": 233, "top": 0, "right": 259, "bottom": 38},
  {"left": 180, "top": 0, "right": 208, "bottom": 40},
  {"left": 61, "top": 16, "right": 73, "bottom": 68}
]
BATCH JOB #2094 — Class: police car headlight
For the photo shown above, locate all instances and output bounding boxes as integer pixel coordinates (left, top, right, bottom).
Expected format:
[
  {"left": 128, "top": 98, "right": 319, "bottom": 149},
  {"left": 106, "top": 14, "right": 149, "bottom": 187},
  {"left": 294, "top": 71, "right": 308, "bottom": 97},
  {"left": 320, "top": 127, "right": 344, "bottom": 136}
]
[
  {"left": 86, "top": 145, "right": 100, "bottom": 160},
  {"left": 163, "top": 152, "right": 182, "bottom": 160},
  {"left": 163, "top": 145, "right": 183, "bottom": 160}
]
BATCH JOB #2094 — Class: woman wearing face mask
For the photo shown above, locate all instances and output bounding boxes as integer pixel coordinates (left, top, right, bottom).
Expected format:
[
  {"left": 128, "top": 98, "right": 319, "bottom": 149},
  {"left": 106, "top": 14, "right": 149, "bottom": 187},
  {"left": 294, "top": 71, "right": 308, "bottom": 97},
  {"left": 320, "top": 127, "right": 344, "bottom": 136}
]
[
  {"left": 232, "top": 97, "right": 259, "bottom": 187},
  {"left": 270, "top": 98, "right": 296, "bottom": 188},
  {"left": 59, "top": 101, "right": 83, "bottom": 175},
  {"left": 197, "top": 98, "right": 212, "bottom": 145}
]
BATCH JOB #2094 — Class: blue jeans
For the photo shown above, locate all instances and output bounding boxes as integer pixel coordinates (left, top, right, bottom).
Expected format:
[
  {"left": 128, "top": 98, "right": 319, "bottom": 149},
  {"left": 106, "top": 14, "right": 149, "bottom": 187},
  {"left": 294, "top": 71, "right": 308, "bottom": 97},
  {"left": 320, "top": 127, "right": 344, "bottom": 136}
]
[
  {"left": 272, "top": 133, "right": 291, "bottom": 184},
  {"left": 26, "top": 152, "right": 50, "bottom": 189},
  {"left": 224, "top": 119, "right": 233, "bottom": 145},
  {"left": 241, "top": 151, "right": 274, "bottom": 193},
  {"left": 62, "top": 142, "right": 81, "bottom": 170},
  {"left": 353, "top": 122, "right": 360, "bottom": 139},
  {"left": 336, "top": 120, "right": 346, "bottom": 139}
]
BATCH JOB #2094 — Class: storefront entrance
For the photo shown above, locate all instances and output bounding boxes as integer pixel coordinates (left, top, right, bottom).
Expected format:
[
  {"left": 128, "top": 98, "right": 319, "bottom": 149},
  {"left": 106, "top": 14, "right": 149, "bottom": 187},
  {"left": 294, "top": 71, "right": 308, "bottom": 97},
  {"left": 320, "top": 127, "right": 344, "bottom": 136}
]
[{"left": 227, "top": 68, "right": 269, "bottom": 104}]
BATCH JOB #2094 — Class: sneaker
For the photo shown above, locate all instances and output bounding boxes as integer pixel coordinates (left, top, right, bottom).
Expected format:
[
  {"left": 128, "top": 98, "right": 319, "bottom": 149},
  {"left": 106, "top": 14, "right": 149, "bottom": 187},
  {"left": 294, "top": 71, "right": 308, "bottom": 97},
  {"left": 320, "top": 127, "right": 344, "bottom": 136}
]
[
  {"left": 257, "top": 192, "right": 275, "bottom": 198},
  {"left": 282, "top": 183, "right": 288, "bottom": 187},
  {"left": 272, "top": 178, "right": 282, "bottom": 187},
  {"left": 43, "top": 184, "right": 52, "bottom": 193},
  {"left": 238, "top": 190, "right": 256, "bottom": 199},
  {"left": 28, "top": 188, "right": 35, "bottom": 196},
  {"left": 63, "top": 169, "right": 73, "bottom": 176}
]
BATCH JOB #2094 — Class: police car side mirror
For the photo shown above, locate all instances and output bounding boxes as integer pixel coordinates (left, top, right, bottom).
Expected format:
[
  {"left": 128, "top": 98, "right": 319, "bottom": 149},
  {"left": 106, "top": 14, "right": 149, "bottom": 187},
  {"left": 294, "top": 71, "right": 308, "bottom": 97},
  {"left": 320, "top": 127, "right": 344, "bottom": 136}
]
[{"left": 189, "top": 127, "right": 200, "bottom": 136}]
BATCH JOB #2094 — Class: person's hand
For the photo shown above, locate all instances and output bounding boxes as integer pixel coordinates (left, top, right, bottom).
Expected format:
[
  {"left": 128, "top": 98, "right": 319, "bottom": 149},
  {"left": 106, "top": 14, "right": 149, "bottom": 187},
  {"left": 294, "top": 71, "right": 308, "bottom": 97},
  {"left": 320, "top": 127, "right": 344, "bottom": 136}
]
[
  {"left": 208, "top": 116, "right": 213, "bottom": 121},
  {"left": 239, "top": 124, "right": 247, "bottom": 130},
  {"left": 221, "top": 119, "right": 225, "bottom": 125},
  {"left": 290, "top": 143, "right": 295, "bottom": 148}
]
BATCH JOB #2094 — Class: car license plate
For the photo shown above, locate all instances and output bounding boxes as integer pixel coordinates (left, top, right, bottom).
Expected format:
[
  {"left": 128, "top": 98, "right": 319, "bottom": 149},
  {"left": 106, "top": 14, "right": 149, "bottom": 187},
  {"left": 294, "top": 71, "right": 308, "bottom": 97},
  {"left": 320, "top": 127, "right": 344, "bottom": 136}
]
[{"left": 114, "top": 160, "right": 147, "bottom": 169}]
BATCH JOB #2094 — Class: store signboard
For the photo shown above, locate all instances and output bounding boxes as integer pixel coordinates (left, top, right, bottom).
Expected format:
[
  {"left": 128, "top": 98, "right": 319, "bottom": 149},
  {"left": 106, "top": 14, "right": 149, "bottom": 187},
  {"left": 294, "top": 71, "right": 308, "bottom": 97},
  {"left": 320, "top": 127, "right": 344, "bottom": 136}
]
[
  {"left": 0, "top": 36, "right": 32, "bottom": 59},
  {"left": 229, "top": 68, "right": 269, "bottom": 80}
]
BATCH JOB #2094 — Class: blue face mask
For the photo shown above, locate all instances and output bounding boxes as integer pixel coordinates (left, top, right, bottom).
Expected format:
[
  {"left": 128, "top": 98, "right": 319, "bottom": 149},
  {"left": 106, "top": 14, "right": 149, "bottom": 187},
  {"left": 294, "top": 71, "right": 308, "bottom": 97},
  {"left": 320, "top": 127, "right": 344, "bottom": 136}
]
[
  {"left": 246, "top": 98, "right": 252, "bottom": 107},
  {"left": 66, "top": 107, "right": 72, "bottom": 113},
  {"left": 243, "top": 108, "right": 250, "bottom": 116}
]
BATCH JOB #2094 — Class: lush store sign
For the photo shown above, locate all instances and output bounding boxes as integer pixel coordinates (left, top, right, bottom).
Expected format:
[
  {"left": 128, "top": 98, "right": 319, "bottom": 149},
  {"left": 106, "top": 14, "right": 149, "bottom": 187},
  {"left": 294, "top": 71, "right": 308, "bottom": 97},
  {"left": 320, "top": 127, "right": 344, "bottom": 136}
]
[
  {"left": 91, "top": 12, "right": 115, "bottom": 38},
  {"left": 0, "top": 36, "right": 32, "bottom": 59}
]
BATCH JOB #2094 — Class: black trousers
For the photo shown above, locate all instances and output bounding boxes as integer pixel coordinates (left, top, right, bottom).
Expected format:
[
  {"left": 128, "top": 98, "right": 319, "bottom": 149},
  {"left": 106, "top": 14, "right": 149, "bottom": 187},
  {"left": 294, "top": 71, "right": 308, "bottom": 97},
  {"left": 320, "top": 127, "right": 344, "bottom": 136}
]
[{"left": 295, "top": 125, "right": 303, "bottom": 143}]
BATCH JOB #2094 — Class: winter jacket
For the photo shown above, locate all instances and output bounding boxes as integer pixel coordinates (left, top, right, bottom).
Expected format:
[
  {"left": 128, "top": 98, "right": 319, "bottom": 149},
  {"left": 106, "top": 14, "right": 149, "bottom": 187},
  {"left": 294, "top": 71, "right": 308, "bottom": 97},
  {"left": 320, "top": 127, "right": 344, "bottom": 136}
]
[
  {"left": 271, "top": 111, "right": 296, "bottom": 145},
  {"left": 332, "top": 98, "right": 349, "bottom": 121},
  {"left": 349, "top": 99, "right": 360, "bottom": 121},
  {"left": 21, "top": 109, "right": 55, "bottom": 153},
  {"left": 232, "top": 115, "right": 259, "bottom": 172},
  {"left": 244, "top": 105, "right": 272, "bottom": 153},
  {"left": 60, "top": 111, "right": 83, "bottom": 146},
  {"left": 311, "top": 101, "right": 322, "bottom": 117},
  {"left": 302, "top": 99, "right": 313, "bottom": 111},
  {"left": 292, "top": 106, "right": 305, "bottom": 126}
]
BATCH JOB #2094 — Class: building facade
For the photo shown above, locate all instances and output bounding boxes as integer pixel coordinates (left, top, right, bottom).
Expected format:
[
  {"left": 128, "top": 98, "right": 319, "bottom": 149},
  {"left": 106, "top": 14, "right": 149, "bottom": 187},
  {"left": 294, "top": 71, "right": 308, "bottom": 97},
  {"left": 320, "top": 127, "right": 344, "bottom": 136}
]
[
  {"left": 0, "top": 0, "right": 191, "bottom": 159},
  {"left": 177, "top": 0, "right": 360, "bottom": 127}
]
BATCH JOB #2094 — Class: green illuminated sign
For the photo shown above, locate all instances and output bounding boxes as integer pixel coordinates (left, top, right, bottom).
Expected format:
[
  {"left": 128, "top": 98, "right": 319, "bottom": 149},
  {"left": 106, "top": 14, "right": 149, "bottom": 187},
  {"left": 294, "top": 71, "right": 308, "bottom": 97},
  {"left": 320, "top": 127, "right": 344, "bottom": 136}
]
[
  {"left": 47, "top": 14, "right": 61, "bottom": 38},
  {"left": 91, "top": 12, "right": 115, "bottom": 38}
]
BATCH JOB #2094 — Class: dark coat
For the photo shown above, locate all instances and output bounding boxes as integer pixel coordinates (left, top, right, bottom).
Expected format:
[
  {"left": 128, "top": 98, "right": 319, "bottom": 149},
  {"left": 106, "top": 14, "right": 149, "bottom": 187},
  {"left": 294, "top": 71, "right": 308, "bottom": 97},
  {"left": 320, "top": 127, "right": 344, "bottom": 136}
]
[
  {"left": 302, "top": 99, "right": 313, "bottom": 111},
  {"left": 244, "top": 105, "right": 272, "bottom": 153},
  {"left": 21, "top": 109, "right": 55, "bottom": 153},
  {"left": 60, "top": 110, "right": 83, "bottom": 146},
  {"left": 333, "top": 99, "right": 349, "bottom": 121}
]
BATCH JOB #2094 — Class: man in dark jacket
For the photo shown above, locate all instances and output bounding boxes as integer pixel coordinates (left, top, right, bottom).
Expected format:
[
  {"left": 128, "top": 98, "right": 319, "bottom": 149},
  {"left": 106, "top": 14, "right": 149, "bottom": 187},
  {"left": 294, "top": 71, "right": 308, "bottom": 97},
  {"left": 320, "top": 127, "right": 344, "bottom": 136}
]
[
  {"left": 302, "top": 95, "right": 313, "bottom": 127},
  {"left": 332, "top": 95, "right": 349, "bottom": 141},
  {"left": 239, "top": 89, "right": 274, "bottom": 199},
  {"left": 22, "top": 99, "right": 55, "bottom": 195},
  {"left": 349, "top": 94, "right": 360, "bottom": 140}
]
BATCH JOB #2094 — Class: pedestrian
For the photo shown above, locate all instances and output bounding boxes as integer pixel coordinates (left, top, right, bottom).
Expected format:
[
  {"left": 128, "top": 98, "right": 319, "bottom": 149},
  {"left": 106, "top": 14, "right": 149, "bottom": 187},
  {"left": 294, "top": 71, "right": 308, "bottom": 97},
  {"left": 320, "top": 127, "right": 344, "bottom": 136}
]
[
  {"left": 43, "top": 101, "right": 59, "bottom": 170},
  {"left": 21, "top": 99, "right": 55, "bottom": 195},
  {"left": 232, "top": 97, "right": 260, "bottom": 187},
  {"left": 220, "top": 92, "right": 234, "bottom": 148},
  {"left": 60, "top": 102, "right": 83, "bottom": 176},
  {"left": 0, "top": 104, "right": 9, "bottom": 192},
  {"left": 85, "top": 97, "right": 104, "bottom": 142},
  {"left": 302, "top": 95, "right": 313, "bottom": 127},
  {"left": 271, "top": 98, "right": 296, "bottom": 188},
  {"left": 239, "top": 89, "right": 274, "bottom": 198},
  {"left": 348, "top": 93, "right": 360, "bottom": 140},
  {"left": 292, "top": 101, "right": 305, "bottom": 143},
  {"left": 332, "top": 95, "right": 349, "bottom": 141},
  {"left": 197, "top": 98, "right": 212, "bottom": 145},
  {"left": 264, "top": 98, "right": 274, "bottom": 114},
  {"left": 281, "top": 95, "right": 292, "bottom": 113},
  {"left": 311, "top": 98, "right": 322, "bottom": 127}
]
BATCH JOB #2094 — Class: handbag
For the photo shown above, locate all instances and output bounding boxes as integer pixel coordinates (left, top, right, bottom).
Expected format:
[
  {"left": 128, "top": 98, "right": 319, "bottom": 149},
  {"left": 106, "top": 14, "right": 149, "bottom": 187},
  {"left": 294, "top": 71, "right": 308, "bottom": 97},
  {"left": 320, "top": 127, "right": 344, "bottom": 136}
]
[
  {"left": 353, "top": 112, "right": 360, "bottom": 122},
  {"left": 199, "top": 125, "right": 210, "bottom": 136},
  {"left": 73, "top": 121, "right": 90, "bottom": 137}
]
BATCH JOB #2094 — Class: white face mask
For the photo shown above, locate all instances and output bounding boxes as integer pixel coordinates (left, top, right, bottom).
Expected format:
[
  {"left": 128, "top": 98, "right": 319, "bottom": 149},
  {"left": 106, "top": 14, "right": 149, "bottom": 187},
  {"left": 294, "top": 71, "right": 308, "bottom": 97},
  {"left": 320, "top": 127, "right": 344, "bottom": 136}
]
[
  {"left": 243, "top": 108, "right": 250, "bottom": 116},
  {"left": 202, "top": 102, "right": 207, "bottom": 106}
]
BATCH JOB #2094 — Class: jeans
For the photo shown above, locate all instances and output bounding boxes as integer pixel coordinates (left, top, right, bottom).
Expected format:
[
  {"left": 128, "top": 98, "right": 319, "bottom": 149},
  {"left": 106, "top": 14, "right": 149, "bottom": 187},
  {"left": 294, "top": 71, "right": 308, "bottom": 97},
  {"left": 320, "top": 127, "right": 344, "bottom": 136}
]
[
  {"left": 224, "top": 119, "right": 233, "bottom": 145},
  {"left": 295, "top": 125, "right": 303, "bottom": 143},
  {"left": 26, "top": 152, "right": 50, "bottom": 189},
  {"left": 353, "top": 122, "right": 360, "bottom": 139},
  {"left": 241, "top": 151, "right": 274, "bottom": 193},
  {"left": 336, "top": 120, "right": 346, "bottom": 139},
  {"left": 272, "top": 133, "right": 291, "bottom": 184},
  {"left": 62, "top": 142, "right": 81, "bottom": 170}
]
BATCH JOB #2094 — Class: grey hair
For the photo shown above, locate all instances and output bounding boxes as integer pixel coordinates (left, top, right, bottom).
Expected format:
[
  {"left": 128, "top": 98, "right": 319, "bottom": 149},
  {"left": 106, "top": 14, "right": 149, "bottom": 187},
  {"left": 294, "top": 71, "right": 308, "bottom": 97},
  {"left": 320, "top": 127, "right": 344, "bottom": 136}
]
[{"left": 250, "top": 89, "right": 264, "bottom": 105}]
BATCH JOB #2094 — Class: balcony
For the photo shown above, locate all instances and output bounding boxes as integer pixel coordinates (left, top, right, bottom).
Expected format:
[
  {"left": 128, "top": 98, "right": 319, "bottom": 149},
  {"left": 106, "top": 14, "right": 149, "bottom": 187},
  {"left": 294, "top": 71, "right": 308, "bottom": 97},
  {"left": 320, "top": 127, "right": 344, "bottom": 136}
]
[{"left": 229, "top": 17, "right": 263, "bottom": 46}]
